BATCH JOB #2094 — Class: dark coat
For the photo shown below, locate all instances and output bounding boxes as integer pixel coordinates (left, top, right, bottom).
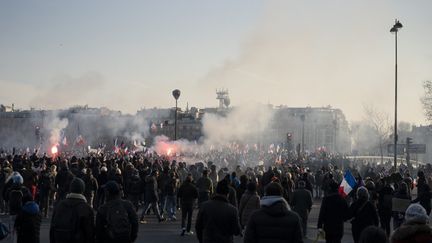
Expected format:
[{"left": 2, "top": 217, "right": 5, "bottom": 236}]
[
  {"left": 144, "top": 175, "right": 159, "bottom": 202},
  {"left": 14, "top": 201, "right": 41, "bottom": 243},
  {"left": 50, "top": 194, "right": 95, "bottom": 243},
  {"left": 291, "top": 188, "right": 313, "bottom": 214},
  {"left": 243, "top": 197, "right": 303, "bottom": 243},
  {"left": 391, "top": 221, "right": 432, "bottom": 243},
  {"left": 196, "top": 195, "right": 241, "bottom": 243},
  {"left": 348, "top": 199, "right": 379, "bottom": 243},
  {"left": 178, "top": 181, "right": 198, "bottom": 205},
  {"left": 317, "top": 192, "right": 349, "bottom": 239},
  {"left": 238, "top": 191, "right": 260, "bottom": 227},
  {"left": 95, "top": 198, "right": 139, "bottom": 243}
]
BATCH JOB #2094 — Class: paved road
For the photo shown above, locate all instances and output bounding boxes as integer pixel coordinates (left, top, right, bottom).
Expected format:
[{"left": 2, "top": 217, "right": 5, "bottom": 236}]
[{"left": 22, "top": 199, "right": 355, "bottom": 243}]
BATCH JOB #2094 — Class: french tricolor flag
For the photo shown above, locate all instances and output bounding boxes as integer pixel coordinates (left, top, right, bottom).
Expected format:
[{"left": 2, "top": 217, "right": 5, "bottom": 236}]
[{"left": 338, "top": 170, "right": 357, "bottom": 197}]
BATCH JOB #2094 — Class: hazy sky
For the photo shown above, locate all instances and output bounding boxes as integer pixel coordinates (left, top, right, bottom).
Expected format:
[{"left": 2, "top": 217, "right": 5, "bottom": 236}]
[{"left": 1, "top": 0, "right": 431, "bottom": 124}]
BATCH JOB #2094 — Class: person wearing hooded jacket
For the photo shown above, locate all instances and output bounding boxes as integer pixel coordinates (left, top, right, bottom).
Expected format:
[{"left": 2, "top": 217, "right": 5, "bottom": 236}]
[
  {"left": 50, "top": 177, "right": 95, "bottom": 243},
  {"left": 244, "top": 182, "right": 303, "bottom": 243},
  {"left": 14, "top": 190, "right": 41, "bottom": 243}
]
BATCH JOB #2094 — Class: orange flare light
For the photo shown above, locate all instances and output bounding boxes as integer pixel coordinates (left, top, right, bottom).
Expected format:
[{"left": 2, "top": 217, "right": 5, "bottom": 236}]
[{"left": 51, "top": 145, "right": 58, "bottom": 155}]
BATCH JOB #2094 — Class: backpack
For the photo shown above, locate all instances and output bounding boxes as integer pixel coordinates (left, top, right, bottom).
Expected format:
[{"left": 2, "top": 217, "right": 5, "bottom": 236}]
[
  {"left": 105, "top": 201, "right": 132, "bottom": 241},
  {"left": 9, "top": 188, "right": 23, "bottom": 215},
  {"left": 51, "top": 203, "right": 79, "bottom": 242}
]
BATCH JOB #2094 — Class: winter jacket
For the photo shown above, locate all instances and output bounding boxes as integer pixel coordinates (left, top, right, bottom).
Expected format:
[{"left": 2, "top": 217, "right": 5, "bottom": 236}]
[
  {"left": 238, "top": 191, "right": 260, "bottom": 227},
  {"left": 196, "top": 195, "right": 241, "bottom": 243},
  {"left": 290, "top": 188, "right": 312, "bottom": 214},
  {"left": 348, "top": 199, "right": 379, "bottom": 243},
  {"left": 14, "top": 201, "right": 41, "bottom": 243},
  {"left": 95, "top": 198, "right": 139, "bottom": 243},
  {"left": 178, "top": 181, "right": 198, "bottom": 205},
  {"left": 144, "top": 175, "right": 159, "bottom": 202},
  {"left": 50, "top": 193, "right": 95, "bottom": 243},
  {"left": 243, "top": 196, "right": 303, "bottom": 243},
  {"left": 391, "top": 220, "right": 432, "bottom": 243},
  {"left": 196, "top": 176, "right": 213, "bottom": 193},
  {"left": 317, "top": 192, "right": 349, "bottom": 239}
]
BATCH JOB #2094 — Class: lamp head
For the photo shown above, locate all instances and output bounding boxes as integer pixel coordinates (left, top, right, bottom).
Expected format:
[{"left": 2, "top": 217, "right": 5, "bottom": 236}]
[{"left": 172, "top": 89, "right": 181, "bottom": 100}]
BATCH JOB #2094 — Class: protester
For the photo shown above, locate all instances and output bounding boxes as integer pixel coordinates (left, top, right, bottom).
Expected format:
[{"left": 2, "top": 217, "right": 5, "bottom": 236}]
[
  {"left": 391, "top": 203, "right": 432, "bottom": 243},
  {"left": 291, "top": 180, "right": 313, "bottom": 237},
  {"left": 50, "top": 177, "right": 95, "bottom": 243},
  {"left": 358, "top": 226, "right": 388, "bottom": 243},
  {"left": 196, "top": 169, "right": 213, "bottom": 206},
  {"left": 196, "top": 179, "right": 241, "bottom": 243},
  {"left": 317, "top": 180, "right": 349, "bottom": 243},
  {"left": 238, "top": 182, "right": 260, "bottom": 229},
  {"left": 348, "top": 186, "right": 379, "bottom": 243},
  {"left": 14, "top": 190, "right": 41, "bottom": 243},
  {"left": 177, "top": 174, "right": 198, "bottom": 236},
  {"left": 140, "top": 170, "right": 164, "bottom": 223},
  {"left": 244, "top": 182, "right": 303, "bottom": 243},
  {"left": 392, "top": 182, "right": 411, "bottom": 230},
  {"left": 96, "top": 181, "right": 138, "bottom": 243}
]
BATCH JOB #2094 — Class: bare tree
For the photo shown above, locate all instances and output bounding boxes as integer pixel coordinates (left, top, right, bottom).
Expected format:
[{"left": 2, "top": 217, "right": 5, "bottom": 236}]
[
  {"left": 363, "top": 105, "right": 392, "bottom": 163},
  {"left": 421, "top": 80, "right": 432, "bottom": 122}
]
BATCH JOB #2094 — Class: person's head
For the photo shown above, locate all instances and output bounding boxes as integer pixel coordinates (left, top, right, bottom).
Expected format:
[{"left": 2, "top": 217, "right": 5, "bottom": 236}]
[
  {"left": 215, "top": 180, "right": 230, "bottom": 196},
  {"left": 265, "top": 182, "right": 283, "bottom": 196},
  {"left": 405, "top": 203, "right": 429, "bottom": 224},
  {"left": 297, "top": 180, "right": 306, "bottom": 189},
  {"left": 70, "top": 177, "right": 85, "bottom": 194},
  {"left": 185, "top": 174, "right": 193, "bottom": 183},
  {"left": 105, "top": 180, "right": 121, "bottom": 199},
  {"left": 357, "top": 186, "right": 369, "bottom": 201},
  {"left": 202, "top": 169, "right": 208, "bottom": 176},
  {"left": 246, "top": 182, "right": 257, "bottom": 193},
  {"left": 359, "top": 226, "right": 388, "bottom": 243},
  {"left": 11, "top": 172, "right": 23, "bottom": 185},
  {"left": 329, "top": 180, "right": 339, "bottom": 193}
]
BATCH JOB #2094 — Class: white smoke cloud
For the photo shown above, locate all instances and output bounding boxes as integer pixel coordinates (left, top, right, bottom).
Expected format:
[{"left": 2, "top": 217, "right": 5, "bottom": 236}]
[{"left": 202, "top": 103, "right": 275, "bottom": 145}]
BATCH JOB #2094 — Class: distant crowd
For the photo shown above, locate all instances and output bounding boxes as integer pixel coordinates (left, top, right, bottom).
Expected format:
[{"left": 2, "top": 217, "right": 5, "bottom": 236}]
[{"left": 0, "top": 147, "right": 431, "bottom": 243}]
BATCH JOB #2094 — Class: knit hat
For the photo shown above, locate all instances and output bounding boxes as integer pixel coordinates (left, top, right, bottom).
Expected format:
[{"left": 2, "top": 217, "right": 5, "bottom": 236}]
[
  {"left": 405, "top": 203, "right": 429, "bottom": 224},
  {"left": 70, "top": 177, "right": 85, "bottom": 194}
]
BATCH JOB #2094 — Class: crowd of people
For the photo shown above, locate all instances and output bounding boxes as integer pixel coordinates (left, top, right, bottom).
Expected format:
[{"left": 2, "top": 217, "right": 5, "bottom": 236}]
[{"left": 0, "top": 146, "right": 431, "bottom": 243}]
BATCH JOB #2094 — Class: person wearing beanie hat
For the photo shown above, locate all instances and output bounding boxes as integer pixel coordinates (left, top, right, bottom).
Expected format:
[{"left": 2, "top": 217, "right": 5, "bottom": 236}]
[
  {"left": 196, "top": 180, "right": 241, "bottom": 243},
  {"left": 348, "top": 186, "right": 379, "bottom": 243},
  {"left": 50, "top": 177, "right": 94, "bottom": 243},
  {"left": 96, "top": 181, "right": 138, "bottom": 243},
  {"left": 391, "top": 203, "right": 432, "bottom": 243},
  {"left": 14, "top": 189, "right": 41, "bottom": 243}
]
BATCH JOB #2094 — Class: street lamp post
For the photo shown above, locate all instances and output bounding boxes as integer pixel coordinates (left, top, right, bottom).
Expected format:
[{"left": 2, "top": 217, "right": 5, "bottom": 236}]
[
  {"left": 172, "top": 89, "right": 181, "bottom": 140},
  {"left": 390, "top": 19, "right": 403, "bottom": 169},
  {"left": 300, "top": 114, "right": 305, "bottom": 153}
]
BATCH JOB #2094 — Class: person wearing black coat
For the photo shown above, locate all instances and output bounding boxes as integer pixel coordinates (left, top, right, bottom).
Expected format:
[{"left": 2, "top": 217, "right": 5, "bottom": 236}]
[
  {"left": 14, "top": 191, "right": 41, "bottom": 243},
  {"left": 178, "top": 174, "right": 198, "bottom": 235},
  {"left": 348, "top": 187, "right": 379, "bottom": 243},
  {"left": 196, "top": 179, "right": 241, "bottom": 243},
  {"left": 412, "top": 183, "right": 432, "bottom": 215},
  {"left": 50, "top": 178, "right": 95, "bottom": 243},
  {"left": 317, "top": 181, "right": 349, "bottom": 243},
  {"left": 244, "top": 182, "right": 303, "bottom": 243},
  {"left": 95, "top": 181, "right": 138, "bottom": 243}
]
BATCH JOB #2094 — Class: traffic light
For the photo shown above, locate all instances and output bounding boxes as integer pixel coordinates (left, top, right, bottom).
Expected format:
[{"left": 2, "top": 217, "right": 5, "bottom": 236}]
[{"left": 406, "top": 137, "right": 412, "bottom": 145}]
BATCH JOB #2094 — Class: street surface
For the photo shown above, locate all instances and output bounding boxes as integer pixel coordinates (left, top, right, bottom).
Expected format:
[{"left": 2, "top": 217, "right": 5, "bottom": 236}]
[{"left": 31, "top": 199, "right": 354, "bottom": 243}]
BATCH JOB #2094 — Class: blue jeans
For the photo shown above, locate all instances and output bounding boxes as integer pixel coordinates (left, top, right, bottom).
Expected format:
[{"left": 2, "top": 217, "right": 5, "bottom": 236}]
[{"left": 164, "top": 195, "right": 177, "bottom": 219}]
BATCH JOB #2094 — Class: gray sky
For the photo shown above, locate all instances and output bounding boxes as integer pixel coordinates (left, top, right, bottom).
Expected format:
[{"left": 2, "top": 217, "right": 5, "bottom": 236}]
[{"left": 1, "top": 0, "right": 431, "bottom": 124}]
